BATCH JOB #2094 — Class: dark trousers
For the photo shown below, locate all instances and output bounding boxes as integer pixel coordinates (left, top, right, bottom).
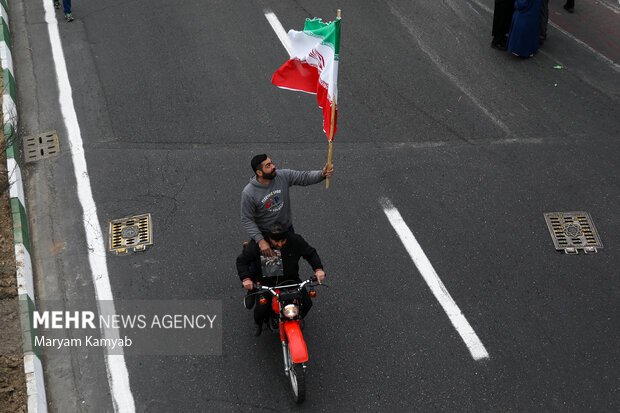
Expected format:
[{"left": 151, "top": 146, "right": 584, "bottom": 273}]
[
  {"left": 492, "top": 0, "right": 514, "bottom": 39},
  {"left": 254, "top": 288, "right": 312, "bottom": 325},
  {"left": 565, "top": 0, "right": 574, "bottom": 8},
  {"left": 55, "top": 0, "right": 71, "bottom": 14},
  {"left": 540, "top": 0, "right": 549, "bottom": 40}
]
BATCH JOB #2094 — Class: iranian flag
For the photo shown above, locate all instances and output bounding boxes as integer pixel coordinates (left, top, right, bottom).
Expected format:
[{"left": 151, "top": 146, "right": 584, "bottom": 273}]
[{"left": 271, "top": 17, "right": 341, "bottom": 141}]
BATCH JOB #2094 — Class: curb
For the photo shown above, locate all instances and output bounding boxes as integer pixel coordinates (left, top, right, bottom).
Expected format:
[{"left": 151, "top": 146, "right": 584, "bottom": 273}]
[{"left": 1, "top": 0, "right": 48, "bottom": 411}]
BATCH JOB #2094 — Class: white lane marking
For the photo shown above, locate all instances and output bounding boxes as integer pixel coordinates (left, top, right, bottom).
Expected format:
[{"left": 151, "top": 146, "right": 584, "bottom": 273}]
[
  {"left": 264, "top": 10, "right": 292, "bottom": 57},
  {"left": 386, "top": 1, "right": 512, "bottom": 138},
  {"left": 468, "top": 0, "right": 620, "bottom": 71},
  {"left": 380, "top": 198, "right": 490, "bottom": 361},
  {"left": 546, "top": 24, "right": 620, "bottom": 72},
  {"left": 42, "top": 2, "right": 136, "bottom": 412},
  {"left": 599, "top": 0, "right": 620, "bottom": 15}
]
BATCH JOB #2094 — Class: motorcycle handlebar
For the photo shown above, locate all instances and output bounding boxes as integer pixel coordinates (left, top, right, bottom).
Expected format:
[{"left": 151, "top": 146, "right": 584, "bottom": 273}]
[{"left": 252, "top": 276, "right": 321, "bottom": 294}]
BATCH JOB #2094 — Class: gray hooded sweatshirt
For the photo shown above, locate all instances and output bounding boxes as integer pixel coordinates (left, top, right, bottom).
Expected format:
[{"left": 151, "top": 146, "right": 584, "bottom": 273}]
[{"left": 240, "top": 169, "right": 324, "bottom": 242}]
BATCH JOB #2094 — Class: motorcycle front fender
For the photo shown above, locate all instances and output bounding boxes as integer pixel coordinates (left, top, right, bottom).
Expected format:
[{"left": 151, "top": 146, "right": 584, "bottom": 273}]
[{"left": 284, "top": 320, "right": 308, "bottom": 363}]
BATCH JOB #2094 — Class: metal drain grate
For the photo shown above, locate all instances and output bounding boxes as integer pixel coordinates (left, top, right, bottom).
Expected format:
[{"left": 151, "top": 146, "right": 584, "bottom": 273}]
[
  {"left": 23, "top": 131, "right": 60, "bottom": 163},
  {"left": 544, "top": 212, "right": 603, "bottom": 254},
  {"left": 108, "top": 213, "right": 153, "bottom": 254}
]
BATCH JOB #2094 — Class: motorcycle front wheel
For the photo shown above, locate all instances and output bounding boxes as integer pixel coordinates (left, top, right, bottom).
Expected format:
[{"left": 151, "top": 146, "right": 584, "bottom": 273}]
[{"left": 285, "top": 343, "right": 306, "bottom": 403}]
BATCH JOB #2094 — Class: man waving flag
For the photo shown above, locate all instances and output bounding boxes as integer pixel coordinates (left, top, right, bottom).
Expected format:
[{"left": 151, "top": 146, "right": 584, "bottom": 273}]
[{"left": 271, "top": 15, "right": 341, "bottom": 141}]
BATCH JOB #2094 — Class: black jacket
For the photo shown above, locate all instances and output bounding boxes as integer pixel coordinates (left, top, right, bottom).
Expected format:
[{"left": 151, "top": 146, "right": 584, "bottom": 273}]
[{"left": 236, "top": 233, "right": 323, "bottom": 286}]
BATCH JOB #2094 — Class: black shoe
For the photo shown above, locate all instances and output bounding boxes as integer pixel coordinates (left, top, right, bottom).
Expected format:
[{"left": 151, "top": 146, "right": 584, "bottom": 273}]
[
  {"left": 254, "top": 323, "right": 262, "bottom": 336},
  {"left": 563, "top": 4, "right": 574, "bottom": 13},
  {"left": 65, "top": 13, "right": 74, "bottom": 22},
  {"left": 491, "top": 37, "right": 507, "bottom": 51},
  {"left": 54, "top": 1, "right": 60, "bottom": 8},
  {"left": 243, "top": 292, "right": 255, "bottom": 310},
  {"left": 266, "top": 316, "right": 279, "bottom": 332}
]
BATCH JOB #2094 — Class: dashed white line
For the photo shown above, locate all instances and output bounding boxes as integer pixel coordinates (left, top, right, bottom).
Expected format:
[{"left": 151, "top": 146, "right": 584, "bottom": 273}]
[
  {"left": 600, "top": 0, "right": 620, "bottom": 15},
  {"left": 380, "top": 198, "right": 490, "bottom": 361},
  {"left": 42, "top": 1, "right": 136, "bottom": 411},
  {"left": 264, "top": 10, "right": 292, "bottom": 57},
  {"left": 386, "top": 1, "right": 513, "bottom": 138}
]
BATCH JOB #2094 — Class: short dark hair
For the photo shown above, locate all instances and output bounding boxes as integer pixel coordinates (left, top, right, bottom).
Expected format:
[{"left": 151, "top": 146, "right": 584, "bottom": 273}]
[
  {"left": 251, "top": 154, "right": 268, "bottom": 174},
  {"left": 267, "top": 222, "right": 288, "bottom": 241}
]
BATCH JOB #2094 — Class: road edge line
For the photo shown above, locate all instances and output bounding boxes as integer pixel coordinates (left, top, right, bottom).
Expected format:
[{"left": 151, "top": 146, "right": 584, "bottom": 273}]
[
  {"left": 41, "top": 0, "right": 136, "bottom": 411},
  {"left": 468, "top": 0, "right": 620, "bottom": 72}
]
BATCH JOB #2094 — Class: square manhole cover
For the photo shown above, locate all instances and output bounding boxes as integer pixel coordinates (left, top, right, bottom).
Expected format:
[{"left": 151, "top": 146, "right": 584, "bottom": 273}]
[
  {"left": 544, "top": 212, "right": 603, "bottom": 254},
  {"left": 23, "top": 131, "right": 60, "bottom": 163},
  {"left": 108, "top": 213, "right": 153, "bottom": 254}
]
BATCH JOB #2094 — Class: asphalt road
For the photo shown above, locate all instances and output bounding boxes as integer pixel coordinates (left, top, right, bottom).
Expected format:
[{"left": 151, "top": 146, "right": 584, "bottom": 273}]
[{"left": 10, "top": 0, "right": 620, "bottom": 411}]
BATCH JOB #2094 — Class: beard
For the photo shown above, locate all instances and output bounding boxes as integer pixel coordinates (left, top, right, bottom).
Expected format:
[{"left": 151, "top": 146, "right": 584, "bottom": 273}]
[{"left": 262, "top": 169, "right": 277, "bottom": 180}]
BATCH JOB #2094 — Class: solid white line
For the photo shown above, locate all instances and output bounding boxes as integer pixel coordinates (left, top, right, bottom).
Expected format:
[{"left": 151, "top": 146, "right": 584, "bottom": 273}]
[
  {"left": 42, "top": 2, "right": 136, "bottom": 412},
  {"left": 548, "top": 23, "right": 620, "bottom": 72},
  {"left": 264, "top": 10, "right": 292, "bottom": 57},
  {"left": 598, "top": 0, "right": 620, "bottom": 15},
  {"left": 387, "top": 1, "right": 512, "bottom": 137},
  {"left": 380, "top": 198, "right": 490, "bottom": 361},
  {"left": 468, "top": 0, "right": 620, "bottom": 71}
]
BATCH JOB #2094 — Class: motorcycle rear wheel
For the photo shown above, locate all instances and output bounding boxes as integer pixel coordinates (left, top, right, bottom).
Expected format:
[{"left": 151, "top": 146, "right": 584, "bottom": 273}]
[{"left": 286, "top": 344, "right": 306, "bottom": 403}]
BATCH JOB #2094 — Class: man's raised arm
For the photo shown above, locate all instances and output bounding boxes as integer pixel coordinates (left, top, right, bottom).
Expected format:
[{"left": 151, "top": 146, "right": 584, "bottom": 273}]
[{"left": 281, "top": 164, "right": 334, "bottom": 186}]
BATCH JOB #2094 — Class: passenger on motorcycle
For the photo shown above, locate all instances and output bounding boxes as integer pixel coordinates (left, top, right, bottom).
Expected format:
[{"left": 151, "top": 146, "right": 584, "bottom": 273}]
[{"left": 236, "top": 223, "right": 326, "bottom": 336}]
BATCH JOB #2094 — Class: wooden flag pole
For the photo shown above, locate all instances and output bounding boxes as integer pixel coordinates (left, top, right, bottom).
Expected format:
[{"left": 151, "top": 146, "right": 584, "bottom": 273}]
[
  {"left": 326, "top": 102, "right": 336, "bottom": 189},
  {"left": 326, "top": 9, "right": 341, "bottom": 189}
]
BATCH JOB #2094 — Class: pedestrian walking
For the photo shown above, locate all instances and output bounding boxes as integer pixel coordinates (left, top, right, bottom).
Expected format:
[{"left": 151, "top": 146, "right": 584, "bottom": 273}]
[
  {"left": 54, "top": 0, "right": 74, "bottom": 22},
  {"left": 564, "top": 0, "right": 575, "bottom": 13},
  {"left": 508, "top": 0, "right": 544, "bottom": 57}
]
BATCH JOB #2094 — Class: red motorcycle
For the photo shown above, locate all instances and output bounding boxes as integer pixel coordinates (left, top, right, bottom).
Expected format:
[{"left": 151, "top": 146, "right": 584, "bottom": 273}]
[{"left": 254, "top": 276, "right": 324, "bottom": 403}]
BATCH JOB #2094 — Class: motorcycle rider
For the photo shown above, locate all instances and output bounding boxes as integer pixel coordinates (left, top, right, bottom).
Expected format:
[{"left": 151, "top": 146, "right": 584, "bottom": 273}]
[{"left": 236, "top": 223, "right": 326, "bottom": 336}]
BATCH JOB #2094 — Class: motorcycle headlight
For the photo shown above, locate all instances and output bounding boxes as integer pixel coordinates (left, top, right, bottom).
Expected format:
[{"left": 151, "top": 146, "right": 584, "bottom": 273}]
[{"left": 282, "top": 304, "right": 299, "bottom": 319}]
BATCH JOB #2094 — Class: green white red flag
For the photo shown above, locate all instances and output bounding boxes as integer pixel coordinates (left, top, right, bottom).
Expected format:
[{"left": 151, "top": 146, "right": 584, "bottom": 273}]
[{"left": 271, "top": 17, "right": 341, "bottom": 141}]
